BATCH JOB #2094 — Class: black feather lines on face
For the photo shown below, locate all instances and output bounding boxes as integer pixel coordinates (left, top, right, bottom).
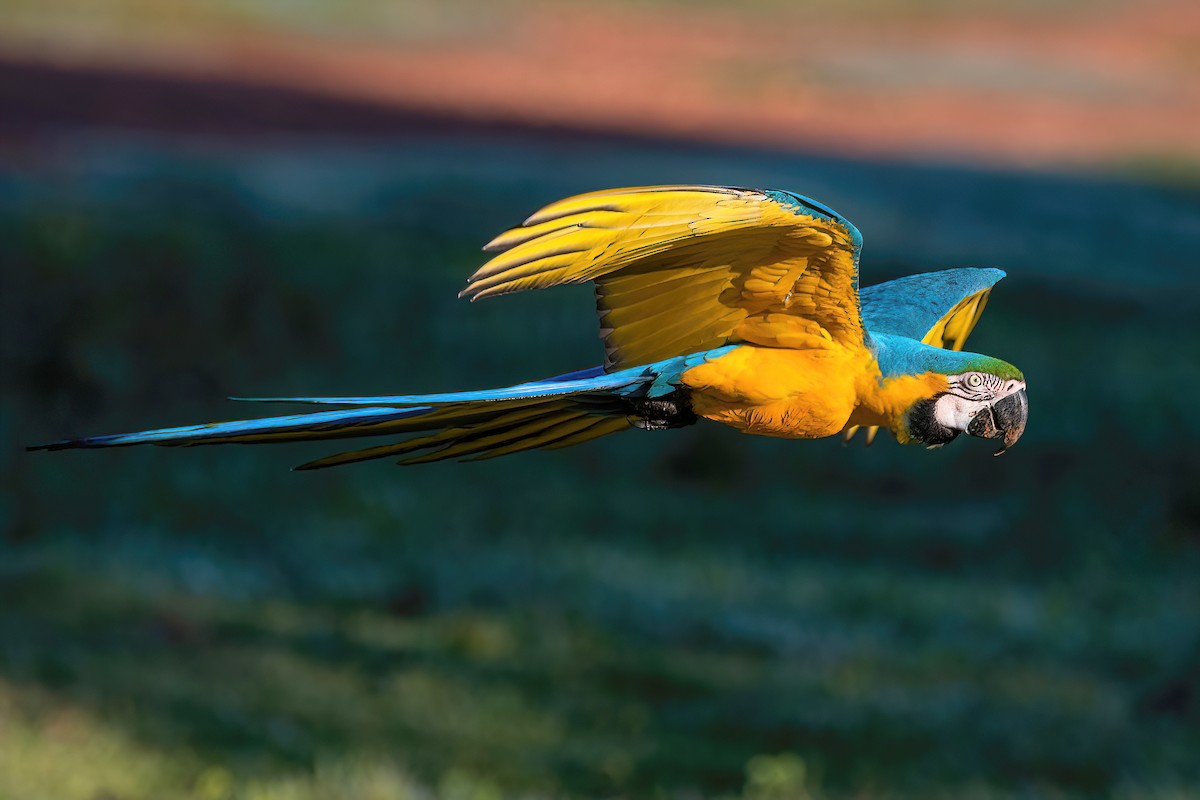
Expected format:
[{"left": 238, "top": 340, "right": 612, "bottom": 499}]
[
  {"left": 907, "top": 393, "right": 960, "bottom": 448},
  {"left": 947, "top": 373, "right": 1000, "bottom": 403}
]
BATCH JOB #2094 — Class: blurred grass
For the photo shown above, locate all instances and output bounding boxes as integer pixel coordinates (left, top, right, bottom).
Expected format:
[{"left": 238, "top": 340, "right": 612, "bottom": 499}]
[{"left": 3, "top": 131, "right": 1200, "bottom": 798}]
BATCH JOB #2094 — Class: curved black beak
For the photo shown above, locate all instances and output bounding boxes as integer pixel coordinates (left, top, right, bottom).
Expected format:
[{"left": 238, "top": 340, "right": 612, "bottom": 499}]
[{"left": 966, "top": 388, "right": 1028, "bottom": 456}]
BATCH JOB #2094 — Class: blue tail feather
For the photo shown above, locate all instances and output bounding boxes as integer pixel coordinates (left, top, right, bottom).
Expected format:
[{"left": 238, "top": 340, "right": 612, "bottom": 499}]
[
  {"left": 28, "top": 348, "right": 737, "bottom": 464},
  {"left": 27, "top": 406, "right": 430, "bottom": 451},
  {"left": 227, "top": 365, "right": 649, "bottom": 406}
]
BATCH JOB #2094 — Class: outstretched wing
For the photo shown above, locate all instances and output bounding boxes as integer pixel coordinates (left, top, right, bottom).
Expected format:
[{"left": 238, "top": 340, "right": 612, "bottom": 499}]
[
  {"left": 463, "top": 186, "right": 865, "bottom": 370},
  {"left": 860, "top": 267, "right": 1005, "bottom": 352},
  {"left": 846, "top": 267, "right": 1007, "bottom": 445}
]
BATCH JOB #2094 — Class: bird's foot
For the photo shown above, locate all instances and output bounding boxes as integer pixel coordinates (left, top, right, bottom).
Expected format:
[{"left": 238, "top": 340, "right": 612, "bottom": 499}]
[{"left": 624, "top": 396, "right": 697, "bottom": 430}]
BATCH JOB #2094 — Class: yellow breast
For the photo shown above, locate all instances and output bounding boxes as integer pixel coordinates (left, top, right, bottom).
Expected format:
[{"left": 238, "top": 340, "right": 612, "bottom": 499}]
[{"left": 680, "top": 344, "right": 950, "bottom": 442}]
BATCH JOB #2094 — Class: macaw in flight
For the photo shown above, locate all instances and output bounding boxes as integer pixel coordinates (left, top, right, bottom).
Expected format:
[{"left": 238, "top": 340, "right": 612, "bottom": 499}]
[{"left": 31, "top": 185, "right": 1027, "bottom": 468}]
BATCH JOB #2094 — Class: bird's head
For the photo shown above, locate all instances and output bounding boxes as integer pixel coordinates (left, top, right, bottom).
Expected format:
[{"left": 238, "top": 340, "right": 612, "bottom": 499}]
[{"left": 903, "top": 358, "right": 1027, "bottom": 456}]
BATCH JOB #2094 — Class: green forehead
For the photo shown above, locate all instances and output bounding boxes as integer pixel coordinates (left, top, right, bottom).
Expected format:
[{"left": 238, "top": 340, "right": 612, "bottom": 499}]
[{"left": 956, "top": 355, "right": 1024, "bottom": 381}]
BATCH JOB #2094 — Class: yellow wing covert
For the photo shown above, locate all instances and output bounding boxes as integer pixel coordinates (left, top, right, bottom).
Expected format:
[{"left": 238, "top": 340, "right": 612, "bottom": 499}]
[{"left": 462, "top": 186, "right": 866, "bottom": 370}]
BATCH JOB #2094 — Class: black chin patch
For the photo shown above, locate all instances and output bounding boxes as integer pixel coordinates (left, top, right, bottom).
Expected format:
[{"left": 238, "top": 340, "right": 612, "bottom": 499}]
[{"left": 907, "top": 396, "right": 960, "bottom": 447}]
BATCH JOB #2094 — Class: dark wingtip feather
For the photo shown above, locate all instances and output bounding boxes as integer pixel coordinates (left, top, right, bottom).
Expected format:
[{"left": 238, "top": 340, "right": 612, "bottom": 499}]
[{"left": 28, "top": 437, "right": 102, "bottom": 452}]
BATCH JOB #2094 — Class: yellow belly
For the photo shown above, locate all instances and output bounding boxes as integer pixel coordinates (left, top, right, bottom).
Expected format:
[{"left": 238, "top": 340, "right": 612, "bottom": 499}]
[{"left": 680, "top": 345, "right": 869, "bottom": 439}]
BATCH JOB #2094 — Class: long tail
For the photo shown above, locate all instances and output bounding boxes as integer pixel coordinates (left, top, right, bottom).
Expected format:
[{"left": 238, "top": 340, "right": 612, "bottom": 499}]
[{"left": 27, "top": 365, "right": 657, "bottom": 469}]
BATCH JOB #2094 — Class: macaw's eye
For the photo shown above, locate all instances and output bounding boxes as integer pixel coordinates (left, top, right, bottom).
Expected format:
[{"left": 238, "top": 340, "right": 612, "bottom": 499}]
[{"left": 965, "top": 373, "right": 984, "bottom": 389}]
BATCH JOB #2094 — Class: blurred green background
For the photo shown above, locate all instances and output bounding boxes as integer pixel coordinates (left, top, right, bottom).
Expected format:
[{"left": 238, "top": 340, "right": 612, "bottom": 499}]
[{"left": 4, "top": 2, "right": 1200, "bottom": 799}]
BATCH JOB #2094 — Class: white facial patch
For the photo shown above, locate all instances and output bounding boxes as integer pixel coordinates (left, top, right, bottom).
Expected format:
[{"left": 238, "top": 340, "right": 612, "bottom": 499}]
[
  {"left": 934, "top": 393, "right": 982, "bottom": 431},
  {"left": 935, "top": 379, "right": 1026, "bottom": 432}
]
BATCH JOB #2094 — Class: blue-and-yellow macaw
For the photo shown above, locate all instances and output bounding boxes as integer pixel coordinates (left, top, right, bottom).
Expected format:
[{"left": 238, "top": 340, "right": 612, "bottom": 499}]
[{"left": 31, "top": 185, "right": 1028, "bottom": 467}]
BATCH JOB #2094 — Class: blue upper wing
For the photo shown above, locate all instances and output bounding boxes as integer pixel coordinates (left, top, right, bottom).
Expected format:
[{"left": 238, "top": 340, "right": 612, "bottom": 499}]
[{"left": 860, "top": 267, "right": 1005, "bottom": 347}]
